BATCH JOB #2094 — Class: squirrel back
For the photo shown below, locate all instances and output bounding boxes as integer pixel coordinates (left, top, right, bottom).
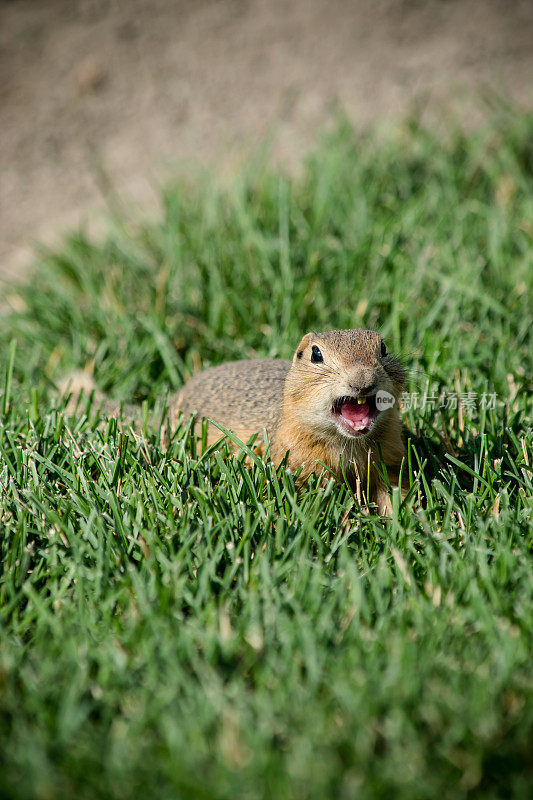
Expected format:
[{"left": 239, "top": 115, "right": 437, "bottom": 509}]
[{"left": 175, "top": 359, "right": 290, "bottom": 451}]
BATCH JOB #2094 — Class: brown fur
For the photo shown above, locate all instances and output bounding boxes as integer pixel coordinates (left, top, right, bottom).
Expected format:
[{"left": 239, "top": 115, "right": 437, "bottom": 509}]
[{"left": 176, "top": 329, "right": 407, "bottom": 515}]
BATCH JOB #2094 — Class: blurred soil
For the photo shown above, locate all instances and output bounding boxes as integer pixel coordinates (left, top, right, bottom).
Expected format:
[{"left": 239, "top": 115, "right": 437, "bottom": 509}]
[{"left": 1, "top": 0, "right": 532, "bottom": 280}]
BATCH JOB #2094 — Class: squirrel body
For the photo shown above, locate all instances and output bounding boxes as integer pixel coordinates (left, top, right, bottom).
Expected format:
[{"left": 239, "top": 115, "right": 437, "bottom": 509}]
[
  {"left": 176, "top": 359, "right": 290, "bottom": 448},
  {"left": 175, "top": 329, "right": 407, "bottom": 514},
  {"left": 62, "top": 329, "right": 407, "bottom": 514}
]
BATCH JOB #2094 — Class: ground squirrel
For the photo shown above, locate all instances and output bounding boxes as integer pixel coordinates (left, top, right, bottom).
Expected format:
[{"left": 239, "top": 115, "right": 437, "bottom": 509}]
[
  {"left": 63, "top": 328, "right": 407, "bottom": 515},
  {"left": 176, "top": 329, "right": 407, "bottom": 514}
]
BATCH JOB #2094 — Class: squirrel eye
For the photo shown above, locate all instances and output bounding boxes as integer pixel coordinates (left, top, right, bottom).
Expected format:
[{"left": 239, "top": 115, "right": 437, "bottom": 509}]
[
  {"left": 380, "top": 340, "right": 387, "bottom": 358},
  {"left": 311, "top": 345, "right": 323, "bottom": 363}
]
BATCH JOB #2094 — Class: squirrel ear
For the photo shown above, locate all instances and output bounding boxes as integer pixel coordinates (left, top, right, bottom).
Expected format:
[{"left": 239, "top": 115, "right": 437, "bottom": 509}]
[{"left": 293, "top": 332, "right": 314, "bottom": 362}]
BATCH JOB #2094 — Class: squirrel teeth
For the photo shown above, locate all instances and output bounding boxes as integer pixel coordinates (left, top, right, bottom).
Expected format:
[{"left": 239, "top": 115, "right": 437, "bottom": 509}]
[{"left": 356, "top": 396, "right": 366, "bottom": 404}]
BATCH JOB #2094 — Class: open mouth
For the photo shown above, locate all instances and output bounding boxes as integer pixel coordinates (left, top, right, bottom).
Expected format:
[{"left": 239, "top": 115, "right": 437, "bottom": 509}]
[{"left": 332, "top": 395, "right": 380, "bottom": 436}]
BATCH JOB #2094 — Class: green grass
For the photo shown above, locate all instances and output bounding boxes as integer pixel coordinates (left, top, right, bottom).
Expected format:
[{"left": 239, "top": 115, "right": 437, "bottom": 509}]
[{"left": 0, "top": 106, "right": 532, "bottom": 800}]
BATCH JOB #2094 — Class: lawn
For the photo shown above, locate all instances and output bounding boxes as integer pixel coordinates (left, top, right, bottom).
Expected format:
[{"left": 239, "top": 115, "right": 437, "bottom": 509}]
[{"left": 0, "top": 107, "right": 532, "bottom": 800}]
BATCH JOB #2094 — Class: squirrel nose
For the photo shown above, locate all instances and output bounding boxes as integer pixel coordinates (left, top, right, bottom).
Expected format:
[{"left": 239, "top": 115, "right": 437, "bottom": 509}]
[
  {"left": 348, "top": 367, "right": 376, "bottom": 397},
  {"left": 349, "top": 383, "right": 376, "bottom": 397}
]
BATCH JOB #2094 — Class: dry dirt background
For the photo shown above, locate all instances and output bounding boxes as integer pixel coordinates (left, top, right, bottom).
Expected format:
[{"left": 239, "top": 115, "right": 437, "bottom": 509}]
[{"left": 1, "top": 0, "right": 532, "bottom": 282}]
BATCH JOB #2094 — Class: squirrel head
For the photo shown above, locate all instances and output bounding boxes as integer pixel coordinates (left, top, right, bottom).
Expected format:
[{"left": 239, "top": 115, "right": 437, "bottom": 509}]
[{"left": 284, "top": 328, "right": 405, "bottom": 441}]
